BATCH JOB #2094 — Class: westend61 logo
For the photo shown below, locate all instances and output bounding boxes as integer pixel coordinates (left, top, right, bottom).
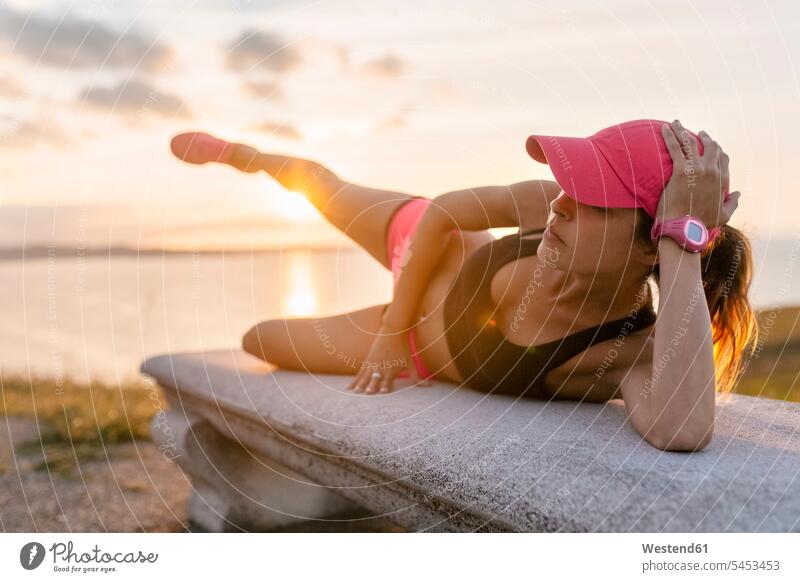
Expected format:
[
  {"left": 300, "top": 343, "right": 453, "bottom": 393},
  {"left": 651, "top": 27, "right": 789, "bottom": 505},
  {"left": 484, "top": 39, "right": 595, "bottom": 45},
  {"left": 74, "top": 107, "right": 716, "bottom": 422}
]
[{"left": 19, "top": 540, "right": 158, "bottom": 574}]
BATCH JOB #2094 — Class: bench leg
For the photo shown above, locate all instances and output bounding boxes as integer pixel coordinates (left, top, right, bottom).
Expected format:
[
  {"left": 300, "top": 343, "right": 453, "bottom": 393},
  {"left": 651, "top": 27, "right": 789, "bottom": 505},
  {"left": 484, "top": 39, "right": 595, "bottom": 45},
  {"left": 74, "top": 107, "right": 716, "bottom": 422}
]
[{"left": 152, "top": 406, "right": 362, "bottom": 532}]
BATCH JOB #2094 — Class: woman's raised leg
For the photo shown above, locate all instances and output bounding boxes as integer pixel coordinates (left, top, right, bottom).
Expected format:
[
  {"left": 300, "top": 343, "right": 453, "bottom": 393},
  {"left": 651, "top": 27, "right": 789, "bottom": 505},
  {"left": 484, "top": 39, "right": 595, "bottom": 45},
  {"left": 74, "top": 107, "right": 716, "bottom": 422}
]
[{"left": 171, "top": 131, "right": 420, "bottom": 269}]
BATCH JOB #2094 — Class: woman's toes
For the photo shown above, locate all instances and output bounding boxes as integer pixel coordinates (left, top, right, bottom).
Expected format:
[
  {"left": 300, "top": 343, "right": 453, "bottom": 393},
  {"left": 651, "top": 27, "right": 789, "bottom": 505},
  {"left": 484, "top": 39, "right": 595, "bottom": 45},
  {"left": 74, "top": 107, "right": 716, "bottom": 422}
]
[{"left": 170, "top": 132, "right": 235, "bottom": 165}]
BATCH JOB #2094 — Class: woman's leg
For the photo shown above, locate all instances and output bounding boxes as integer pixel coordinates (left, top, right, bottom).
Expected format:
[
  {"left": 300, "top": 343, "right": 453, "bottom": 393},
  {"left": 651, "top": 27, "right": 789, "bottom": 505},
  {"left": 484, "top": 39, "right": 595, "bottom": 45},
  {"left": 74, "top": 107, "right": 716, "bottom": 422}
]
[
  {"left": 242, "top": 304, "right": 388, "bottom": 375},
  {"left": 236, "top": 144, "right": 423, "bottom": 270},
  {"left": 171, "top": 132, "right": 421, "bottom": 270}
]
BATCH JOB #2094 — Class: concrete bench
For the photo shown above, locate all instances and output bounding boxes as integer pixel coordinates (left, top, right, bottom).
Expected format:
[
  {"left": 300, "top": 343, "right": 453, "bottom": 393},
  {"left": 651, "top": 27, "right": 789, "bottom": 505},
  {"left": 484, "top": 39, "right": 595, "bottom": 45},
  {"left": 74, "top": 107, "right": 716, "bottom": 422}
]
[{"left": 140, "top": 349, "right": 800, "bottom": 532}]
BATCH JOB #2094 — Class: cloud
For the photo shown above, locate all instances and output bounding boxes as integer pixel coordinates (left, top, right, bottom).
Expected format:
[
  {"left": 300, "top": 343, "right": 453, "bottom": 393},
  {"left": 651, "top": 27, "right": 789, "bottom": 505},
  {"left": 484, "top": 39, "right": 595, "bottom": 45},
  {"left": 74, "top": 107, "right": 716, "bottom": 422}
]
[
  {"left": 1, "top": 115, "right": 66, "bottom": 149},
  {"left": 177, "top": 0, "right": 296, "bottom": 12},
  {"left": 297, "top": 37, "right": 349, "bottom": 72},
  {"left": 243, "top": 79, "right": 284, "bottom": 99},
  {"left": 0, "top": 76, "right": 26, "bottom": 99},
  {"left": 79, "top": 79, "right": 191, "bottom": 118},
  {"left": 336, "top": 45, "right": 350, "bottom": 69},
  {"left": 375, "top": 111, "right": 409, "bottom": 133},
  {"left": 0, "top": 5, "right": 173, "bottom": 72},
  {"left": 225, "top": 30, "right": 302, "bottom": 73},
  {"left": 361, "top": 53, "right": 408, "bottom": 77},
  {"left": 253, "top": 121, "right": 303, "bottom": 140}
]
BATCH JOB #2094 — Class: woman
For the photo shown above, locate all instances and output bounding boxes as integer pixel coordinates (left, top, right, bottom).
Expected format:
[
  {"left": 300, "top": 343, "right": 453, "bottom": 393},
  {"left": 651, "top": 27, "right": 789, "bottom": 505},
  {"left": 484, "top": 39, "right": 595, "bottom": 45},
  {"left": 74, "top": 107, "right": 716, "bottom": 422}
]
[{"left": 170, "top": 118, "right": 756, "bottom": 451}]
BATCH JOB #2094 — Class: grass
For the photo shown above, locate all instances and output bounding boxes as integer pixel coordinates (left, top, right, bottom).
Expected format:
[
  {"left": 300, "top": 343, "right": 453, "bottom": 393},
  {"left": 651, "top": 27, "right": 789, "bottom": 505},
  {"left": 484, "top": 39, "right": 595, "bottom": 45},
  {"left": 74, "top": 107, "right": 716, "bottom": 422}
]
[
  {"left": 14, "top": 439, "right": 130, "bottom": 478},
  {"left": 1, "top": 374, "right": 162, "bottom": 477},
  {"left": 735, "top": 306, "right": 800, "bottom": 403},
  {"left": 1, "top": 374, "right": 159, "bottom": 443}
]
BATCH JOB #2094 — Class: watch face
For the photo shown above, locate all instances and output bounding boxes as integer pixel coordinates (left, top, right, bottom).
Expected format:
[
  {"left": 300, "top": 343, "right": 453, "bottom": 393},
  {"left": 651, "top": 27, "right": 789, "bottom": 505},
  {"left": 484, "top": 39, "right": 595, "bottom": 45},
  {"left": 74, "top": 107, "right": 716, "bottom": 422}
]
[{"left": 686, "top": 221, "right": 704, "bottom": 242}]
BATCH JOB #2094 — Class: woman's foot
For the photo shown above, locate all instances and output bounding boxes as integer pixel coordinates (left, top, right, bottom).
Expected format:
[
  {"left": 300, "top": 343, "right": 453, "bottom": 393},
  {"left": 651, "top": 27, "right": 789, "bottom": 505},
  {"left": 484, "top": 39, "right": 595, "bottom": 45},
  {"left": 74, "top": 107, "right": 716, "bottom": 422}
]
[
  {"left": 171, "top": 132, "right": 264, "bottom": 172},
  {"left": 170, "top": 132, "right": 236, "bottom": 165}
]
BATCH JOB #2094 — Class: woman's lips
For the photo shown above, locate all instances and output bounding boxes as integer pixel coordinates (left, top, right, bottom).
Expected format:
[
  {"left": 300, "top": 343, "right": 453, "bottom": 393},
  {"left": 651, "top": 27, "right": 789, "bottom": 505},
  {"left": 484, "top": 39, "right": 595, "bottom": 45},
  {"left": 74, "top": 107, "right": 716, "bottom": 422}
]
[{"left": 544, "top": 226, "right": 563, "bottom": 244}]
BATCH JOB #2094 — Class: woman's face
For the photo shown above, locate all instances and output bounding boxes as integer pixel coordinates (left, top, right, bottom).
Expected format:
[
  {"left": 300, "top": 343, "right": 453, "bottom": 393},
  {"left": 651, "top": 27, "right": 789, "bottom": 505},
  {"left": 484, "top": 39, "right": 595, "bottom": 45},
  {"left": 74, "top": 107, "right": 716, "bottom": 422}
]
[{"left": 537, "top": 190, "right": 653, "bottom": 275}]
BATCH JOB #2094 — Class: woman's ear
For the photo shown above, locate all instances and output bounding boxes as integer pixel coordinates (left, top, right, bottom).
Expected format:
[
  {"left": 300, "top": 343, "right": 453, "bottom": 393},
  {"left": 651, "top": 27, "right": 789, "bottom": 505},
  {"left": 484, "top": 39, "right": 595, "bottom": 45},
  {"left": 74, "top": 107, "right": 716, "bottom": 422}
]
[
  {"left": 633, "top": 209, "right": 659, "bottom": 268},
  {"left": 632, "top": 230, "right": 659, "bottom": 269},
  {"left": 643, "top": 243, "right": 659, "bottom": 269}
]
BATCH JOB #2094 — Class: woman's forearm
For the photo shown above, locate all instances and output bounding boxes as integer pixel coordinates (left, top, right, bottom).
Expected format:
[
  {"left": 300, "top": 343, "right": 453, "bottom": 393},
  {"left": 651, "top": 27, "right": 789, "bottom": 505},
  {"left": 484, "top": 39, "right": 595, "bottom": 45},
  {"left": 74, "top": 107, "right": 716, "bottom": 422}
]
[
  {"left": 647, "top": 236, "right": 716, "bottom": 448},
  {"left": 380, "top": 199, "right": 455, "bottom": 332}
]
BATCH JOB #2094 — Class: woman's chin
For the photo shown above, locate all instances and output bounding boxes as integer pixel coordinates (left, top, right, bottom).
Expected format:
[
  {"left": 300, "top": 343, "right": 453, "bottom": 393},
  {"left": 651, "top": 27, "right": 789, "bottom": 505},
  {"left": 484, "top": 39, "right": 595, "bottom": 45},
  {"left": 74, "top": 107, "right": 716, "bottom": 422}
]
[{"left": 536, "top": 240, "right": 563, "bottom": 269}]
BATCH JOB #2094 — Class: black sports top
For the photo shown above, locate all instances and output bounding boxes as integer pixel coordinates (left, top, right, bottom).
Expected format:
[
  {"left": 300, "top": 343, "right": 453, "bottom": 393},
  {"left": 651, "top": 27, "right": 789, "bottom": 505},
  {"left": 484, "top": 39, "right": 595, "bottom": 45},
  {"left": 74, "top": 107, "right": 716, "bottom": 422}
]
[{"left": 443, "top": 226, "right": 657, "bottom": 400}]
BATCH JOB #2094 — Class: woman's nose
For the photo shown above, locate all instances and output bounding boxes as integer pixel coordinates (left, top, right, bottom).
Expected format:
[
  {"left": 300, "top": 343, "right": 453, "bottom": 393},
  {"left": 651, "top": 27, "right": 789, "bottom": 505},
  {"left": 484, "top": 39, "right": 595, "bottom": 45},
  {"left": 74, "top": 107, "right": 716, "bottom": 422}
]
[{"left": 549, "top": 192, "right": 573, "bottom": 219}]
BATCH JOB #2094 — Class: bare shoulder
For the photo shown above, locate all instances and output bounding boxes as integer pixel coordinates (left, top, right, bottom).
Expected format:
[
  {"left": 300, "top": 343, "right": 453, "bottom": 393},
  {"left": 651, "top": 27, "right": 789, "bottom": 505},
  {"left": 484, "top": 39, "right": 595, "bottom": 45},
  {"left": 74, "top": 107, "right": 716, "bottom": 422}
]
[{"left": 543, "top": 324, "right": 654, "bottom": 401}]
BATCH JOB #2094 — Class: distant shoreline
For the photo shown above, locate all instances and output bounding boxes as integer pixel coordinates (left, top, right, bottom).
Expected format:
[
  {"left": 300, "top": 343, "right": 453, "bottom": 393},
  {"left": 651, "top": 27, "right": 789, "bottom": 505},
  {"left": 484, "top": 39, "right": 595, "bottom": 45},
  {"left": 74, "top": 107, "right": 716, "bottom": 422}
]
[{"left": 0, "top": 245, "right": 354, "bottom": 260}]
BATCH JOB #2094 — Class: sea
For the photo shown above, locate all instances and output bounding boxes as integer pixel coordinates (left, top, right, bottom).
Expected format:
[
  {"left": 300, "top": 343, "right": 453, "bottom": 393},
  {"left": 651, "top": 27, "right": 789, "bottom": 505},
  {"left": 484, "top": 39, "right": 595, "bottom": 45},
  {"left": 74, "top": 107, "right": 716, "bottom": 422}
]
[{"left": 2, "top": 237, "right": 798, "bottom": 384}]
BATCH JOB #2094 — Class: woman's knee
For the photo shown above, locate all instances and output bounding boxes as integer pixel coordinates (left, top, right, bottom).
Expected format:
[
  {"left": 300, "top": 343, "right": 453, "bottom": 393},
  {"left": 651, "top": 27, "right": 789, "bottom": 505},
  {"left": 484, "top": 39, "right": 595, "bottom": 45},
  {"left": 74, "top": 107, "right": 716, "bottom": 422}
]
[
  {"left": 242, "top": 320, "right": 281, "bottom": 360},
  {"left": 241, "top": 306, "right": 384, "bottom": 372}
]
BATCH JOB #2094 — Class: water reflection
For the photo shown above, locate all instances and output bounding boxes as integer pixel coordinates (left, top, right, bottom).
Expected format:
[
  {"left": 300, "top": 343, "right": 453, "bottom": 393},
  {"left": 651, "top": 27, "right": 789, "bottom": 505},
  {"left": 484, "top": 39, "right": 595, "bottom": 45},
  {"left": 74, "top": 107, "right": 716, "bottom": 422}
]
[{"left": 282, "top": 251, "right": 317, "bottom": 316}]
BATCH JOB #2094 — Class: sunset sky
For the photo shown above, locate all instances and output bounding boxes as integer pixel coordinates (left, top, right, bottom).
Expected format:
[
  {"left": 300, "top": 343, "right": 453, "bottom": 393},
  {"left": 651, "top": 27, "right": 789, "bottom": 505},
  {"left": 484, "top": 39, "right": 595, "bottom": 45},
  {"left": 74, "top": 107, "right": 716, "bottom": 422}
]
[{"left": 2, "top": 0, "right": 798, "bottom": 249}]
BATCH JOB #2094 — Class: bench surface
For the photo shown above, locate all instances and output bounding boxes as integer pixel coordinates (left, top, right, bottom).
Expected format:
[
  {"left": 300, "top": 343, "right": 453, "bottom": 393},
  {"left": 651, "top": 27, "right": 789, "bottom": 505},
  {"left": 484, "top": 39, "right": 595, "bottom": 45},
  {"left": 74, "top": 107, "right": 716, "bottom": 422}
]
[{"left": 141, "top": 349, "right": 800, "bottom": 532}]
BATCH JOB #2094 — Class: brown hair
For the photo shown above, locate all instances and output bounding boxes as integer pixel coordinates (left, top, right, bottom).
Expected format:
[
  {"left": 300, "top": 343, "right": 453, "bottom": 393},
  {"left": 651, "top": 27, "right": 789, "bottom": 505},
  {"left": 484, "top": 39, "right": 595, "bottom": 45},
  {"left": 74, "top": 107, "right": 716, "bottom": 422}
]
[{"left": 636, "top": 210, "right": 759, "bottom": 394}]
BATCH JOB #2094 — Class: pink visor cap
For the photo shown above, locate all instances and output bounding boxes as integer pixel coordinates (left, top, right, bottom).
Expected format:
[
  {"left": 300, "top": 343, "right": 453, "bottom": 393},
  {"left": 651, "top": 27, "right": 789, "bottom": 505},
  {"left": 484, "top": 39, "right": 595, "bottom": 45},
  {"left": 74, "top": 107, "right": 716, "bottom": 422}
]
[{"left": 525, "top": 118, "right": 730, "bottom": 245}]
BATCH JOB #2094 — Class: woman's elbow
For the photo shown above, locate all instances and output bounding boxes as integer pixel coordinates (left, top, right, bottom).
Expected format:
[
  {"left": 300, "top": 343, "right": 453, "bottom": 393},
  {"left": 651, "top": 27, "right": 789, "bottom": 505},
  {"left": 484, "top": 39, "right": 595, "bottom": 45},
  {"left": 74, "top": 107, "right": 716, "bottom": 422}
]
[{"left": 645, "top": 424, "right": 714, "bottom": 452}]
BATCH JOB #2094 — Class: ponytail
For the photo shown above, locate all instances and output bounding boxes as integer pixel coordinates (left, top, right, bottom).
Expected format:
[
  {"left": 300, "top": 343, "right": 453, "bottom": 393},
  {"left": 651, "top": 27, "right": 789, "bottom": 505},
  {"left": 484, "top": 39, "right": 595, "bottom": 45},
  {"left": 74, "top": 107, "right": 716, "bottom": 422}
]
[{"left": 638, "top": 212, "right": 759, "bottom": 395}]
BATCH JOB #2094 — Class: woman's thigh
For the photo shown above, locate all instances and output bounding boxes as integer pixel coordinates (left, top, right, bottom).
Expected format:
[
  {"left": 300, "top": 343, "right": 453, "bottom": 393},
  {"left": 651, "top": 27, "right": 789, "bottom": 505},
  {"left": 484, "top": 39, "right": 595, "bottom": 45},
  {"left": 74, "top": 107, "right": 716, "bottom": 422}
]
[
  {"left": 242, "top": 304, "right": 386, "bottom": 375},
  {"left": 322, "top": 183, "right": 420, "bottom": 270}
]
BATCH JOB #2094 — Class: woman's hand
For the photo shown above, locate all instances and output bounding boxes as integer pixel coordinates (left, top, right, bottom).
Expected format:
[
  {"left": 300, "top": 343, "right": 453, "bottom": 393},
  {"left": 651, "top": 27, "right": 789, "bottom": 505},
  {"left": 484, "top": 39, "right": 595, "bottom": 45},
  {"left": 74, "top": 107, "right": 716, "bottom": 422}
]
[
  {"left": 347, "top": 325, "right": 433, "bottom": 394},
  {"left": 657, "top": 119, "right": 741, "bottom": 228}
]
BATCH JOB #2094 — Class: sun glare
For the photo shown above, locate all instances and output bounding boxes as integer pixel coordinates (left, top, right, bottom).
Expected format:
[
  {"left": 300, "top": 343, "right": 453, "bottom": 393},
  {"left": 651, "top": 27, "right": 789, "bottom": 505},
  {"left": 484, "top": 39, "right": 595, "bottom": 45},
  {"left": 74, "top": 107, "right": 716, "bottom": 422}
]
[{"left": 275, "top": 189, "right": 319, "bottom": 224}]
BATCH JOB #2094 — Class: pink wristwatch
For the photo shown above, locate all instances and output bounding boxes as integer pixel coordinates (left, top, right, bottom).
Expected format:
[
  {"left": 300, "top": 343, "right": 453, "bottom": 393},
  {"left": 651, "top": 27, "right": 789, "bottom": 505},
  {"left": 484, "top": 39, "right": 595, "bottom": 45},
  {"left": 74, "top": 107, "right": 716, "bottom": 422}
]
[{"left": 650, "top": 214, "right": 709, "bottom": 253}]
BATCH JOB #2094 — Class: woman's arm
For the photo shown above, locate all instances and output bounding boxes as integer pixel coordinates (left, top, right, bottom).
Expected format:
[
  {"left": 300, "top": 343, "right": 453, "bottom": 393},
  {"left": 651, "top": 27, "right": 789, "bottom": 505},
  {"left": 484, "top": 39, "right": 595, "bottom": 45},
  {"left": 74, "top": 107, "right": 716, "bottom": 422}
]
[
  {"left": 348, "top": 180, "right": 559, "bottom": 392},
  {"left": 380, "top": 180, "right": 560, "bottom": 333},
  {"left": 614, "top": 120, "right": 740, "bottom": 451},
  {"left": 644, "top": 237, "right": 715, "bottom": 450}
]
